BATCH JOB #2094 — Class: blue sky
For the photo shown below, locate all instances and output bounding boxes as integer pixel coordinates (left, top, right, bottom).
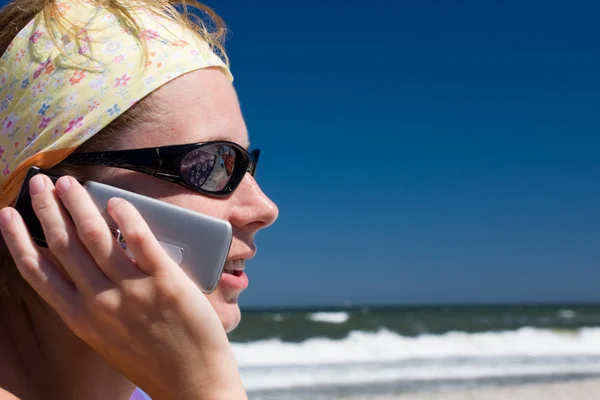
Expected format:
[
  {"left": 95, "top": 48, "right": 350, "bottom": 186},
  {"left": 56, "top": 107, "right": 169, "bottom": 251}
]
[{"left": 2, "top": 0, "right": 599, "bottom": 308}]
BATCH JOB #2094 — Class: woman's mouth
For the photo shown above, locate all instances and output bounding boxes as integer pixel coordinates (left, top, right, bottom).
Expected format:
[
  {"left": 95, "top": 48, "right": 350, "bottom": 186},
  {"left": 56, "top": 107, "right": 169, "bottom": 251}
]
[
  {"left": 219, "top": 259, "right": 248, "bottom": 291},
  {"left": 223, "top": 259, "right": 245, "bottom": 275},
  {"left": 223, "top": 269, "right": 244, "bottom": 277}
]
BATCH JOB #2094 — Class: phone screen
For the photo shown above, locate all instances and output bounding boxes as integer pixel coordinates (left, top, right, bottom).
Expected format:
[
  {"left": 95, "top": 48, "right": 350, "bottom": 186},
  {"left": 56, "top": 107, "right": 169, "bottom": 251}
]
[{"left": 14, "top": 167, "right": 59, "bottom": 247}]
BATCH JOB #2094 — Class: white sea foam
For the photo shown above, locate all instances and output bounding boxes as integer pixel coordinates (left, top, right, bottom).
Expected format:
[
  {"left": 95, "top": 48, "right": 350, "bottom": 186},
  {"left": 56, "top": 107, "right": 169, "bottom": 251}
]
[
  {"left": 232, "top": 328, "right": 600, "bottom": 391},
  {"left": 307, "top": 311, "right": 349, "bottom": 324},
  {"left": 558, "top": 309, "right": 577, "bottom": 319},
  {"left": 233, "top": 327, "right": 600, "bottom": 367},
  {"left": 240, "top": 361, "right": 600, "bottom": 391},
  {"left": 271, "top": 313, "right": 284, "bottom": 322}
]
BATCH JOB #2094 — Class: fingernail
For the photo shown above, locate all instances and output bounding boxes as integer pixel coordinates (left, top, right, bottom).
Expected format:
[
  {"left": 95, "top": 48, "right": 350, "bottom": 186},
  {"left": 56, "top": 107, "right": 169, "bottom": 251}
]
[
  {"left": 55, "top": 176, "right": 72, "bottom": 195},
  {"left": 0, "top": 208, "right": 13, "bottom": 229},
  {"left": 29, "top": 175, "right": 46, "bottom": 196},
  {"left": 107, "top": 197, "right": 123, "bottom": 209}
]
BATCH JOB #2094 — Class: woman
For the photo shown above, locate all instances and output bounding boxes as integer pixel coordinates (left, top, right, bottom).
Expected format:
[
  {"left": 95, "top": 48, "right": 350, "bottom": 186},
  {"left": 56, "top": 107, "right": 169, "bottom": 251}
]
[{"left": 0, "top": 0, "right": 278, "bottom": 399}]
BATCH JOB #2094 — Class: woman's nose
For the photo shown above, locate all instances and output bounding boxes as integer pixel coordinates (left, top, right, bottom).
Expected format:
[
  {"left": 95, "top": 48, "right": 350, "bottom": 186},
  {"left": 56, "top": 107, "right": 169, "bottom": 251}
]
[{"left": 229, "top": 174, "right": 279, "bottom": 231}]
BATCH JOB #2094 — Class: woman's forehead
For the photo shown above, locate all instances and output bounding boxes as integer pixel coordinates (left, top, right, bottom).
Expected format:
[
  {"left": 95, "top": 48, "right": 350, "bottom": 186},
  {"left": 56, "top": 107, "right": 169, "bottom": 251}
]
[{"left": 136, "top": 68, "right": 249, "bottom": 149}]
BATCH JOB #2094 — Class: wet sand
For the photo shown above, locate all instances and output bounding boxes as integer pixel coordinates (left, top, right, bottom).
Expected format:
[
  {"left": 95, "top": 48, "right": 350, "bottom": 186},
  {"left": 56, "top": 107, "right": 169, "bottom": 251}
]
[{"left": 346, "top": 377, "right": 600, "bottom": 400}]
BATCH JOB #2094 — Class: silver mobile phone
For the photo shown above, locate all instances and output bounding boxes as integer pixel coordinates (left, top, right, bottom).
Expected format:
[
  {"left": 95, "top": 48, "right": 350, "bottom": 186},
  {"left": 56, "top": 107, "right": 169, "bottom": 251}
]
[{"left": 14, "top": 167, "right": 232, "bottom": 293}]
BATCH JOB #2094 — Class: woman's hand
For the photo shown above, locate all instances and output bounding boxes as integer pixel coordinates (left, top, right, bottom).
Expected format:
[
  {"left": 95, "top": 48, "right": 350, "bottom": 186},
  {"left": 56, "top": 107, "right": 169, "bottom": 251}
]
[{"left": 0, "top": 174, "right": 246, "bottom": 400}]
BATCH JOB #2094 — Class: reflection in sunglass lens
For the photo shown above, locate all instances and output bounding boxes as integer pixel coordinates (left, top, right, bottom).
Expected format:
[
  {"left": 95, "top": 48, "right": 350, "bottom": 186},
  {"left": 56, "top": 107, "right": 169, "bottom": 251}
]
[{"left": 180, "top": 145, "right": 239, "bottom": 192}]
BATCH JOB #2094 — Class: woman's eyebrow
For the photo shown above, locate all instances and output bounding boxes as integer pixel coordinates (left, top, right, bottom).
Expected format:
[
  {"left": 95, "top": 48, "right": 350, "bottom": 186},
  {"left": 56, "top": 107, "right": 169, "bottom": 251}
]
[{"left": 203, "top": 135, "right": 250, "bottom": 149}]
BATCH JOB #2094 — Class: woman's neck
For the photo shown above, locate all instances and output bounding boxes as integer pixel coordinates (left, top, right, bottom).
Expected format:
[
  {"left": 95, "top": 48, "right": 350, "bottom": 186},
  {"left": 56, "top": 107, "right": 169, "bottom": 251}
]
[
  {"left": 0, "top": 314, "right": 36, "bottom": 400},
  {"left": 0, "top": 289, "right": 135, "bottom": 400}
]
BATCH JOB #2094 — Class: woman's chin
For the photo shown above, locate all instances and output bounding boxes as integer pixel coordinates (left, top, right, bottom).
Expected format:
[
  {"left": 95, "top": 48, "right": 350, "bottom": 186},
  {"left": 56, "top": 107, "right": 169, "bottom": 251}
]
[
  {"left": 220, "top": 303, "right": 241, "bottom": 333},
  {"left": 206, "top": 293, "right": 242, "bottom": 333}
]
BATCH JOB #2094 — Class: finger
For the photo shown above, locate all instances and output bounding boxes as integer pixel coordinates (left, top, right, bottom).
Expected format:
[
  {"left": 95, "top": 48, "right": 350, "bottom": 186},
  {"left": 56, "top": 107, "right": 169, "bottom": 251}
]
[
  {"left": 0, "top": 207, "right": 79, "bottom": 314},
  {"left": 106, "top": 197, "right": 175, "bottom": 277},
  {"left": 55, "top": 176, "right": 142, "bottom": 282},
  {"left": 29, "top": 174, "right": 113, "bottom": 295}
]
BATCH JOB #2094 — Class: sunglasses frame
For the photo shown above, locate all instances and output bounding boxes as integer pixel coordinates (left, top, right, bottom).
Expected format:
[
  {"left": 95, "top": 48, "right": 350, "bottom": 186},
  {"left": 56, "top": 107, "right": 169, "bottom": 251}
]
[{"left": 62, "top": 141, "right": 260, "bottom": 197}]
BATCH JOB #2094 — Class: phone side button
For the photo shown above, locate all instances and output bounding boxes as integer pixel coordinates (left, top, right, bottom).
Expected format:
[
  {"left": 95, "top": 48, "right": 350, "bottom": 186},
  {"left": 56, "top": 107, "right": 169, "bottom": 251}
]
[
  {"left": 156, "top": 241, "right": 184, "bottom": 266},
  {"left": 109, "top": 226, "right": 183, "bottom": 266}
]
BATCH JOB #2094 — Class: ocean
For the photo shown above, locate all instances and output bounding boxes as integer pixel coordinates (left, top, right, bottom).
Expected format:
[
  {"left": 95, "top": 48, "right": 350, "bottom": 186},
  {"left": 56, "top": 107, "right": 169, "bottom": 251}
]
[{"left": 226, "top": 304, "right": 600, "bottom": 399}]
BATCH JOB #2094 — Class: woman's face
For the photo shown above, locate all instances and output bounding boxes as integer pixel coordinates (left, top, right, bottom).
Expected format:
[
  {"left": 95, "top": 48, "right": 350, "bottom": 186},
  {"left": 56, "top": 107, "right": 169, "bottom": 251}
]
[{"left": 98, "top": 68, "right": 279, "bottom": 332}]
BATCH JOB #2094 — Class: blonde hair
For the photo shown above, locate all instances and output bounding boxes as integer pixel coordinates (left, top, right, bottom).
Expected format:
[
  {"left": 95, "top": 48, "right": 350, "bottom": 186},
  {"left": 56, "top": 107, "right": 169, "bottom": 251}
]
[{"left": 0, "top": 0, "right": 229, "bottom": 66}]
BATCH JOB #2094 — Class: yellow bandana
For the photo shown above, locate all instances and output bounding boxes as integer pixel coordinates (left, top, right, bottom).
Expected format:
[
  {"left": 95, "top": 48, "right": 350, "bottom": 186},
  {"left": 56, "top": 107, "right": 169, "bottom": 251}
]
[{"left": 0, "top": 0, "right": 232, "bottom": 208}]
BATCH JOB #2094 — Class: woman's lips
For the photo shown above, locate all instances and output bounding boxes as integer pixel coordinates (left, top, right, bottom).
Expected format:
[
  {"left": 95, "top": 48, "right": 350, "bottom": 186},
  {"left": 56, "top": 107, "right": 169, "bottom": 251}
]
[
  {"left": 219, "top": 259, "right": 248, "bottom": 291},
  {"left": 223, "top": 259, "right": 245, "bottom": 274}
]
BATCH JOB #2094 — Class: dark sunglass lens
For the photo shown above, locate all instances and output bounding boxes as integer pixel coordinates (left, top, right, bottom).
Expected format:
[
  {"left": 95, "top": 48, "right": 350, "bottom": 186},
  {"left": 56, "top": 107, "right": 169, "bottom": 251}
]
[
  {"left": 249, "top": 149, "right": 260, "bottom": 176},
  {"left": 180, "top": 144, "right": 240, "bottom": 191}
]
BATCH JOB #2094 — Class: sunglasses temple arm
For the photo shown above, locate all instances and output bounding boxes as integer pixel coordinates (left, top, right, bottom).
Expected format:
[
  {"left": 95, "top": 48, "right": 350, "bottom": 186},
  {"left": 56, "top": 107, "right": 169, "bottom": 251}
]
[{"left": 63, "top": 149, "right": 164, "bottom": 174}]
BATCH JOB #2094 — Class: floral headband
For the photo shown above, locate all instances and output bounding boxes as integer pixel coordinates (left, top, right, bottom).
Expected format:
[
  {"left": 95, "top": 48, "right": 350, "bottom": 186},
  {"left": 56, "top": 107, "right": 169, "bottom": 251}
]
[{"left": 0, "top": 0, "right": 232, "bottom": 208}]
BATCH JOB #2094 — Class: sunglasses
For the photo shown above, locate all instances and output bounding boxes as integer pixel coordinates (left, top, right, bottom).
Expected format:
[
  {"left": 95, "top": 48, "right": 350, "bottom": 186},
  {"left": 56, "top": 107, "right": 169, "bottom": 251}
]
[{"left": 62, "top": 141, "right": 259, "bottom": 197}]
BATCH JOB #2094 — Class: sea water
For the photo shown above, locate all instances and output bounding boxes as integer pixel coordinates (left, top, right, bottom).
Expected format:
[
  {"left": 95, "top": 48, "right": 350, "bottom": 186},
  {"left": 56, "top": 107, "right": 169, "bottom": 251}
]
[{"left": 134, "top": 304, "right": 600, "bottom": 399}]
